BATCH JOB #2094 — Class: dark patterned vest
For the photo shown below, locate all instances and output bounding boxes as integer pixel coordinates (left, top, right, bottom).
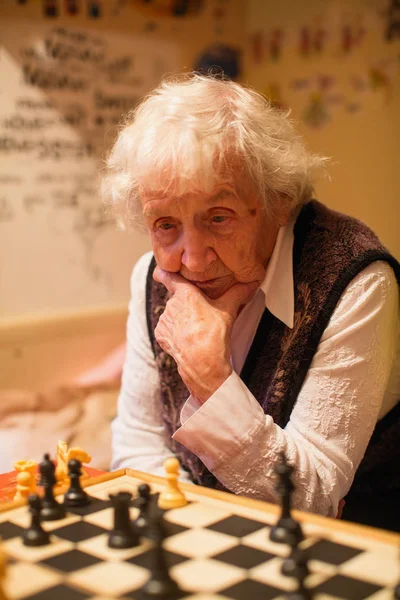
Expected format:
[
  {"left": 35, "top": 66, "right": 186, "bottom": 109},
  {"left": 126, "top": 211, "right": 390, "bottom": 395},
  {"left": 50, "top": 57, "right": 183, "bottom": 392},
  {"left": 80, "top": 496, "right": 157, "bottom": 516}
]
[{"left": 146, "top": 200, "right": 400, "bottom": 530}]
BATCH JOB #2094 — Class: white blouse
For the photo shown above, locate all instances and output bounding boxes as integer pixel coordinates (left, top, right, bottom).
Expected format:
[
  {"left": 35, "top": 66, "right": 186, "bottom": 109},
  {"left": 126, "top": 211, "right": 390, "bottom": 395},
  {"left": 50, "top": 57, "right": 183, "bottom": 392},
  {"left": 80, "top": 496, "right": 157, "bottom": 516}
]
[{"left": 111, "top": 216, "right": 400, "bottom": 518}]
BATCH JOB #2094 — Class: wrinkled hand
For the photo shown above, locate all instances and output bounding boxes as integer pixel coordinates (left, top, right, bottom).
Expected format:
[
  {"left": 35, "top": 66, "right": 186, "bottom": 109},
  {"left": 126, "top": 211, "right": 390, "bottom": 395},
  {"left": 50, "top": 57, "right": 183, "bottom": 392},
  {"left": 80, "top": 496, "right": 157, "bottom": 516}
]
[{"left": 154, "top": 266, "right": 259, "bottom": 404}]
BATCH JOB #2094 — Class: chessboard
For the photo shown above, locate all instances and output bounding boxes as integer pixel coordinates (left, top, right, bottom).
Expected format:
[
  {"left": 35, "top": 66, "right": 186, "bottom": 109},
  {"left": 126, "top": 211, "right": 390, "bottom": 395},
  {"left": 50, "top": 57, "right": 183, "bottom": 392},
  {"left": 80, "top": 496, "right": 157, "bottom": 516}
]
[{"left": 0, "top": 468, "right": 399, "bottom": 600}]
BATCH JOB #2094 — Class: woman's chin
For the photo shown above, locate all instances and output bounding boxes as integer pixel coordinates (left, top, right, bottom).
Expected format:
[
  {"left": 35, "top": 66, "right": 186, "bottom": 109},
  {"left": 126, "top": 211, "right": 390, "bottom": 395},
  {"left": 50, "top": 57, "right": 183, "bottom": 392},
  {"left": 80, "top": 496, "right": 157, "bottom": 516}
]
[
  {"left": 195, "top": 281, "right": 234, "bottom": 299},
  {"left": 203, "top": 288, "right": 226, "bottom": 300}
]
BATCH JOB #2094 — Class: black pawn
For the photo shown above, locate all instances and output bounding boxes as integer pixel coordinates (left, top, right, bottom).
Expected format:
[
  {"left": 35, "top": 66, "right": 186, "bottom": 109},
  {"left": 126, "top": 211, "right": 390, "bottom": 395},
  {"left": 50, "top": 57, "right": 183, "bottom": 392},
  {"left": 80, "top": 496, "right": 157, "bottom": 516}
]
[
  {"left": 23, "top": 494, "right": 50, "bottom": 547},
  {"left": 141, "top": 511, "right": 182, "bottom": 598},
  {"left": 39, "top": 453, "right": 66, "bottom": 521},
  {"left": 108, "top": 491, "right": 140, "bottom": 549},
  {"left": 281, "top": 547, "right": 312, "bottom": 600},
  {"left": 270, "top": 453, "right": 303, "bottom": 547},
  {"left": 135, "top": 483, "right": 151, "bottom": 533},
  {"left": 64, "top": 459, "right": 90, "bottom": 508},
  {"left": 395, "top": 582, "right": 400, "bottom": 599}
]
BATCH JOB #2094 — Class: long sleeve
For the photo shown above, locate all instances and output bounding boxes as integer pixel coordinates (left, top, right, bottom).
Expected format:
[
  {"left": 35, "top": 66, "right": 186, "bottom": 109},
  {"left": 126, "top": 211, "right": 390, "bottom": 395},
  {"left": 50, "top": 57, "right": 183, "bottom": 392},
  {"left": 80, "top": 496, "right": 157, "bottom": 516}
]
[
  {"left": 173, "top": 261, "right": 400, "bottom": 516},
  {"left": 111, "top": 251, "right": 192, "bottom": 481}
]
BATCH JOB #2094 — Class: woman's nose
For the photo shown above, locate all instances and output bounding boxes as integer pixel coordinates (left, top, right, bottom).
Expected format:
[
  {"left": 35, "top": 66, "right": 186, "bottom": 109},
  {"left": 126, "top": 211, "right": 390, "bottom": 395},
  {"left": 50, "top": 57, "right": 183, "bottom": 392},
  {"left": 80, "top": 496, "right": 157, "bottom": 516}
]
[{"left": 181, "top": 232, "right": 217, "bottom": 272}]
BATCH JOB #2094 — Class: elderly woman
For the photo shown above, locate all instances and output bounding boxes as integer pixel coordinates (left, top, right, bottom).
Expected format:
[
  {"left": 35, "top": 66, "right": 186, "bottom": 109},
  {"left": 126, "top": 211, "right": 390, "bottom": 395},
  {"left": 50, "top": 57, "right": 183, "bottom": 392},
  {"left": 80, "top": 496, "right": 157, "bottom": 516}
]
[{"left": 102, "top": 74, "right": 400, "bottom": 531}]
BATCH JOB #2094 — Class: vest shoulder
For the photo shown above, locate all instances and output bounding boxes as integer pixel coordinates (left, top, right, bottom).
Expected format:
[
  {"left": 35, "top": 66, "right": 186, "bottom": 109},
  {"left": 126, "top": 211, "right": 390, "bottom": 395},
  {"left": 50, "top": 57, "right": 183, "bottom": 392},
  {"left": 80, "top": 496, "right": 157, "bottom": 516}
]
[
  {"left": 296, "top": 200, "right": 396, "bottom": 259},
  {"left": 133, "top": 251, "right": 154, "bottom": 280}
]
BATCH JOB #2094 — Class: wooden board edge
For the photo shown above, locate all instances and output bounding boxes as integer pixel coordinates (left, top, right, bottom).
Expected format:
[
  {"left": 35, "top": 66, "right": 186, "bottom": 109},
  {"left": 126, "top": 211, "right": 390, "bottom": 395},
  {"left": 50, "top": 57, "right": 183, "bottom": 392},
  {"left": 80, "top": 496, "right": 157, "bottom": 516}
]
[
  {"left": 75, "top": 469, "right": 127, "bottom": 490},
  {"left": 0, "top": 469, "right": 126, "bottom": 513},
  {"left": 2, "top": 467, "right": 399, "bottom": 547},
  {"left": 125, "top": 468, "right": 400, "bottom": 546},
  {"left": 0, "top": 497, "right": 26, "bottom": 513}
]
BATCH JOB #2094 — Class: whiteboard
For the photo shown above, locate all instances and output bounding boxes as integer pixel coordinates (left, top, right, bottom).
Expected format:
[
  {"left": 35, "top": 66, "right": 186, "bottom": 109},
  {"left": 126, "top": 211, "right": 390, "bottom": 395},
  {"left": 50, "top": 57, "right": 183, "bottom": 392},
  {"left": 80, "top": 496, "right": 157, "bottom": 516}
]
[{"left": 0, "top": 22, "right": 180, "bottom": 318}]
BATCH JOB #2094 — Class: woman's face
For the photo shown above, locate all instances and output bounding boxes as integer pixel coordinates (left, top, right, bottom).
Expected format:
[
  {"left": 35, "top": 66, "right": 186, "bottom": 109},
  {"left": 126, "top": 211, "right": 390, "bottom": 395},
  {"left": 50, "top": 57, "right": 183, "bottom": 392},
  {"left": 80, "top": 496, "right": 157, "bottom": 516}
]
[{"left": 141, "top": 182, "right": 286, "bottom": 299}]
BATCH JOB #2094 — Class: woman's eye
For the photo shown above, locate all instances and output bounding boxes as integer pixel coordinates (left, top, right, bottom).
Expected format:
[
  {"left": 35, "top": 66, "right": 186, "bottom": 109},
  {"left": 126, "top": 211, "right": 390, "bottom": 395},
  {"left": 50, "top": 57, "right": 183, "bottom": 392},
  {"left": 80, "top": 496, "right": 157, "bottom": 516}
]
[
  {"left": 211, "top": 215, "right": 228, "bottom": 224},
  {"left": 158, "top": 222, "right": 174, "bottom": 230}
]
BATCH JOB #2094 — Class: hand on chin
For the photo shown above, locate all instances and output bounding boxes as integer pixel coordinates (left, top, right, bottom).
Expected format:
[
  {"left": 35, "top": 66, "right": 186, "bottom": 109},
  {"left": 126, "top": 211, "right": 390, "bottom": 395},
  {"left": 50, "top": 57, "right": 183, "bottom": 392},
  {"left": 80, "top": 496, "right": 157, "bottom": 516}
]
[
  {"left": 190, "top": 279, "right": 235, "bottom": 300},
  {"left": 196, "top": 278, "right": 259, "bottom": 305}
]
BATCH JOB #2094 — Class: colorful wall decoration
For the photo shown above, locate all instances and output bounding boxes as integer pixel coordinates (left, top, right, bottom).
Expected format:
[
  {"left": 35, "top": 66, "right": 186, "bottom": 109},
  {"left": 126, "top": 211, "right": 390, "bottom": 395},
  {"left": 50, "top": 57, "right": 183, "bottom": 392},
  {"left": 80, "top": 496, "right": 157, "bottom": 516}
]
[{"left": 247, "top": 0, "right": 400, "bottom": 128}]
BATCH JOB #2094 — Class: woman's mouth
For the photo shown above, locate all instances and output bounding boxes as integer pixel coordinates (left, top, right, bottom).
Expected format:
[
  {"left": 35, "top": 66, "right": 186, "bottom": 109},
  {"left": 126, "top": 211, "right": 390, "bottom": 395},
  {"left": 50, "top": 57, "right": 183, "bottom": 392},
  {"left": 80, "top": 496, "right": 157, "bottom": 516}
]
[{"left": 192, "top": 278, "right": 218, "bottom": 286}]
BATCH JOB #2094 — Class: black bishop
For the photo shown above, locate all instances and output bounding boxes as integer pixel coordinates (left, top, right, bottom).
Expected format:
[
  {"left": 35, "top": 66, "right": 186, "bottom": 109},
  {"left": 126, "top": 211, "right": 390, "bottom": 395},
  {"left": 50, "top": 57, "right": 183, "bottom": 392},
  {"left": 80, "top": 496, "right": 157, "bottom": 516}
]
[{"left": 39, "top": 453, "right": 66, "bottom": 521}]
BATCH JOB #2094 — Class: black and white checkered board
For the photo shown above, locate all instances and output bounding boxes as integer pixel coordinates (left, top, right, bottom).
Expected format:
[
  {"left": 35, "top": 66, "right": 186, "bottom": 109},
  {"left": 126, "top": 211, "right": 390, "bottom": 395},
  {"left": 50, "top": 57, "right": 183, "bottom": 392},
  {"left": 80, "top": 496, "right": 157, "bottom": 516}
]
[{"left": 0, "top": 472, "right": 399, "bottom": 599}]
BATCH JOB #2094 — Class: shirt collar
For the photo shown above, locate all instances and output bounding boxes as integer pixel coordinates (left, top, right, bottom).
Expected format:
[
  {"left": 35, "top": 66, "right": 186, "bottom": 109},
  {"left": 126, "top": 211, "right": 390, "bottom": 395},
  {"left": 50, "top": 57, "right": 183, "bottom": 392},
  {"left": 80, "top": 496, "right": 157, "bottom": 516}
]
[{"left": 259, "top": 211, "right": 296, "bottom": 329}]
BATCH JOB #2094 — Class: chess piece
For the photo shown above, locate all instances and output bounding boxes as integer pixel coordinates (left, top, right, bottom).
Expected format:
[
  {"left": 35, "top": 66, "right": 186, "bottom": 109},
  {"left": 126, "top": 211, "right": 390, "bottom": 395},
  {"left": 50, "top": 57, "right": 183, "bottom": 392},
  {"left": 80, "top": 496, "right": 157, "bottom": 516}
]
[
  {"left": 39, "top": 453, "right": 66, "bottom": 521},
  {"left": 56, "top": 440, "right": 92, "bottom": 484},
  {"left": 108, "top": 492, "right": 140, "bottom": 549},
  {"left": 270, "top": 453, "right": 303, "bottom": 547},
  {"left": 0, "top": 547, "right": 9, "bottom": 600},
  {"left": 13, "top": 471, "right": 31, "bottom": 501},
  {"left": 281, "top": 547, "right": 312, "bottom": 600},
  {"left": 55, "top": 440, "right": 70, "bottom": 484},
  {"left": 63, "top": 459, "right": 90, "bottom": 508},
  {"left": 23, "top": 494, "right": 50, "bottom": 547},
  {"left": 395, "top": 582, "right": 400, "bottom": 600},
  {"left": 158, "top": 458, "right": 187, "bottom": 510},
  {"left": 141, "top": 511, "right": 182, "bottom": 597},
  {"left": 135, "top": 483, "right": 151, "bottom": 533},
  {"left": 14, "top": 460, "right": 37, "bottom": 494}
]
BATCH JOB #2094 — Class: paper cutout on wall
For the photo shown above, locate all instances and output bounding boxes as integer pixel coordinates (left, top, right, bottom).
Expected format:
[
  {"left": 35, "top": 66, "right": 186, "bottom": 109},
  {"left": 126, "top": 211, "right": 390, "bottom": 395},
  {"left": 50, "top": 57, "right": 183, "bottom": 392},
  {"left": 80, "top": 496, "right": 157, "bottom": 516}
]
[
  {"left": 299, "top": 26, "right": 312, "bottom": 57},
  {"left": 88, "top": 0, "right": 102, "bottom": 18},
  {"left": 131, "top": 0, "right": 204, "bottom": 18},
  {"left": 369, "top": 65, "right": 391, "bottom": 90},
  {"left": 112, "top": 0, "right": 129, "bottom": 16},
  {"left": 213, "top": 0, "right": 227, "bottom": 35},
  {"left": 65, "top": 0, "right": 80, "bottom": 15},
  {"left": 368, "top": 60, "right": 397, "bottom": 100},
  {"left": 350, "top": 74, "right": 370, "bottom": 93},
  {"left": 291, "top": 78, "right": 311, "bottom": 91},
  {"left": 250, "top": 31, "right": 264, "bottom": 64},
  {"left": 386, "top": 0, "right": 400, "bottom": 40},
  {"left": 194, "top": 44, "right": 241, "bottom": 80},
  {"left": 339, "top": 14, "right": 366, "bottom": 55},
  {"left": 143, "top": 21, "right": 158, "bottom": 32},
  {"left": 324, "top": 92, "right": 345, "bottom": 107},
  {"left": 303, "top": 92, "right": 330, "bottom": 128},
  {"left": 350, "top": 58, "right": 398, "bottom": 100},
  {"left": 249, "top": 29, "right": 285, "bottom": 64},
  {"left": 346, "top": 102, "right": 362, "bottom": 113},
  {"left": 269, "top": 29, "right": 284, "bottom": 61},
  {"left": 297, "top": 22, "right": 331, "bottom": 58},
  {"left": 44, "top": 0, "right": 59, "bottom": 17},
  {"left": 313, "top": 27, "right": 327, "bottom": 53},
  {"left": 317, "top": 74, "right": 336, "bottom": 92},
  {"left": 291, "top": 73, "right": 340, "bottom": 127},
  {"left": 341, "top": 25, "right": 353, "bottom": 54},
  {"left": 293, "top": 16, "right": 368, "bottom": 58},
  {"left": 292, "top": 74, "right": 337, "bottom": 97}
]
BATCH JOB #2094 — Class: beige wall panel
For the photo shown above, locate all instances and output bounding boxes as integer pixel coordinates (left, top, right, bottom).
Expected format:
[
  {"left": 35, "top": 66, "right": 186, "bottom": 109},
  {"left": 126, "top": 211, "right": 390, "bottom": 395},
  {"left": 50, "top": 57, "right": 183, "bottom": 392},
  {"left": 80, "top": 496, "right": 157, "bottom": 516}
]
[{"left": 246, "top": 0, "right": 400, "bottom": 257}]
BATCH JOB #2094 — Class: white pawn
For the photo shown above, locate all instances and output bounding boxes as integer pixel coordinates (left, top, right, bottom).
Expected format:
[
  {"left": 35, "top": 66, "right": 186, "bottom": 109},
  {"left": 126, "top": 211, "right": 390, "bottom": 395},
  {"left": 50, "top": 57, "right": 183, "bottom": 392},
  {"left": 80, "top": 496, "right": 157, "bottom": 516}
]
[
  {"left": 13, "top": 471, "right": 32, "bottom": 501},
  {"left": 0, "top": 548, "right": 9, "bottom": 600},
  {"left": 158, "top": 458, "right": 187, "bottom": 510}
]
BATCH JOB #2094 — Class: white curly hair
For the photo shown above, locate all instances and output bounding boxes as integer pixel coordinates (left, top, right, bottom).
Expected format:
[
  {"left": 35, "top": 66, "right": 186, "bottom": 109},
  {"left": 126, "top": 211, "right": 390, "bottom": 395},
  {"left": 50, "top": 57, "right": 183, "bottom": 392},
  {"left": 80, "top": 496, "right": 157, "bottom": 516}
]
[{"left": 101, "top": 72, "right": 328, "bottom": 229}]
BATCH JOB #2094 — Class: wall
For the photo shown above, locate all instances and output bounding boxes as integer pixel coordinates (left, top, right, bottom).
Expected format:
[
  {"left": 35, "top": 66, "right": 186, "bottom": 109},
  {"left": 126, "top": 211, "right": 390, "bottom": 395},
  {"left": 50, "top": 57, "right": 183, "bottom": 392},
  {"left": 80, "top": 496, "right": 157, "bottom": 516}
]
[
  {"left": 246, "top": 0, "right": 400, "bottom": 258},
  {"left": 0, "top": 0, "right": 246, "bottom": 320},
  {"left": 0, "top": 0, "right": 397, "bottom": 324},
  {"left": 0, "top": 304, "right": 127, "bottom": 390}
]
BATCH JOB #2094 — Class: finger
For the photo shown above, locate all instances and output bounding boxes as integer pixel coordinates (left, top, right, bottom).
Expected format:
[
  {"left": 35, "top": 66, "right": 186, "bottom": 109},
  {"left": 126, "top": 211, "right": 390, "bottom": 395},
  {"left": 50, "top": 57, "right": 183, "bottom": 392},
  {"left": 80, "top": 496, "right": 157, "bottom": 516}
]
[
  {"left": 214, "top": 281, "right": 260, "bottom": 318},
  {"left": 153, "top": 266, "right": 189, "bottom": 293}
]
